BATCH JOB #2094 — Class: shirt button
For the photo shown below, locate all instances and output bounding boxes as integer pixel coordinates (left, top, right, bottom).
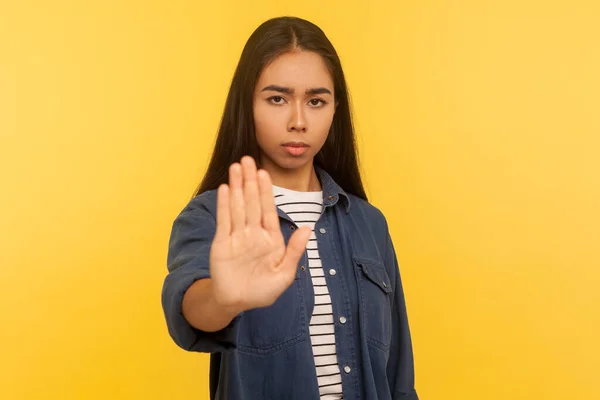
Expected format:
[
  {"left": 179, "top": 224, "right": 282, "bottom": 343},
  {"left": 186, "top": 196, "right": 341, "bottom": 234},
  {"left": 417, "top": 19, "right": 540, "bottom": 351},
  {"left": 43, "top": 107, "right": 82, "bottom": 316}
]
[
  {"left": 339, "top": 316, "right": 347, "bottom": 324},
  {"left": 382, "top": 281, "right": 388, "bottom": 288},
  {"left": 329, "top": 269, "right": 336, "bottom": 276},
  {"left": 319, "top": 228, "right": 326, "bottom": 234},
  {"left": 300, "top": 265, "right": 306, "bottom": 271},
  {"left": 328, "top": 195, "right": 335, "bottom": 201},
  {"left": 344, "top": 366, "right": 351, "bottom": 374},
  {"left": 290, "top": 225, "right": 296, "bottom": 231}
]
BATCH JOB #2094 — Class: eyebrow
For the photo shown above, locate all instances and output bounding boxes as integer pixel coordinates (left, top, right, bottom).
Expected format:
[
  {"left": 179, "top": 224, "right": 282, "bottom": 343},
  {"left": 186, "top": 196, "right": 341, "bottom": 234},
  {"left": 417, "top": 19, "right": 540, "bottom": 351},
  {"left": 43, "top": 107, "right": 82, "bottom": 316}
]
[{"left": 260, "top": 85, "right": 332, "bottom": 96}]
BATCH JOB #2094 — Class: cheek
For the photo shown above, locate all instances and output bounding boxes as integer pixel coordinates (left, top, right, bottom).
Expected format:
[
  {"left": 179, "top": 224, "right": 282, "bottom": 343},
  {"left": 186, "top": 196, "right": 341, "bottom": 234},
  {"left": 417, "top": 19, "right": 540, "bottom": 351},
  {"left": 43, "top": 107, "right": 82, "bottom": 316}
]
[
  {"left": 253, "top": 102, "right": 283, "bottom": 142},
  {"left": 310, "top": 109, "right": 335, "bottom": 140}
]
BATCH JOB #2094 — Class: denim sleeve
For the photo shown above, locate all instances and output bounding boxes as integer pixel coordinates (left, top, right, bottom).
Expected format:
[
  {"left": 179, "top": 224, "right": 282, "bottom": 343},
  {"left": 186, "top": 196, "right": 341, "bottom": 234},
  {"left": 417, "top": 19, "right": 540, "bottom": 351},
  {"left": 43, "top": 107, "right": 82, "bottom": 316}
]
[
  {"left": 161, "top": 200, "right": 241, "bottom": 353},
  {"left": 384, "top": 231, "right": 419, "bottom": 400}
]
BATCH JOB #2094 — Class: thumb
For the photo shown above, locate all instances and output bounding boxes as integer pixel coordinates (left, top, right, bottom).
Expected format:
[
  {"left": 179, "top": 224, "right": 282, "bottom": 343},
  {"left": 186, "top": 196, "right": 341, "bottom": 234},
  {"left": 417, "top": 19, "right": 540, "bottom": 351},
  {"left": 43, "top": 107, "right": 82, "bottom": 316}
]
[{"left": 279, "top": 226, "right": 312, "bottom": 275}]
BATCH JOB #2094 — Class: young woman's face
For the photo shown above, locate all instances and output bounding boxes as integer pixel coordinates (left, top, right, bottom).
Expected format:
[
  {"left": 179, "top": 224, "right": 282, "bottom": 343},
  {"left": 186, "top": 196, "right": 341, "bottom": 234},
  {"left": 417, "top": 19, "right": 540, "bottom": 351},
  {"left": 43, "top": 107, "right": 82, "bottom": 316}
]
[{"left": 253, "top": 50, "right": 336, "bottom": 172}]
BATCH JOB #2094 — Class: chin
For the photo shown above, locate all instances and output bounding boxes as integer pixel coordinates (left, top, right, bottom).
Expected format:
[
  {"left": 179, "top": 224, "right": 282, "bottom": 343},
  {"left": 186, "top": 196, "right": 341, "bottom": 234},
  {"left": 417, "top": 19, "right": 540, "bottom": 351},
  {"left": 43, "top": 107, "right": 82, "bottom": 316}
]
[
  {"left": 265, "top": 152, "right": 314, "bottom": 171},
  {"left": 279, "top": 159, "right": 312, "bottom": 170}
]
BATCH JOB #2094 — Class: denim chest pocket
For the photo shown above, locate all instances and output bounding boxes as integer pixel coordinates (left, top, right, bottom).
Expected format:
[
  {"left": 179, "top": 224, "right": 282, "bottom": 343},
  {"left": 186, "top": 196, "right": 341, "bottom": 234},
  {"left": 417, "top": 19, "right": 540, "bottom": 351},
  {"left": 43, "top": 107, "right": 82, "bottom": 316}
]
[
  {"left": 236, "top": 277, "right": 307, "bottom": 355},
  {"left": 353, "top": 256, "right": 393, "bottom": 349}
]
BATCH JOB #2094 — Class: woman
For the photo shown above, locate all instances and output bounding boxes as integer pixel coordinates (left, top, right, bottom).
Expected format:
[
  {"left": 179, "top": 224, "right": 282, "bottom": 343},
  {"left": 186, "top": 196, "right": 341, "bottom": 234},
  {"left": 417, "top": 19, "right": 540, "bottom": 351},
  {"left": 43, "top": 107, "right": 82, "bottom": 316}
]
[{"left": 162, "top": 16, "right": 418, "bottom": 400}]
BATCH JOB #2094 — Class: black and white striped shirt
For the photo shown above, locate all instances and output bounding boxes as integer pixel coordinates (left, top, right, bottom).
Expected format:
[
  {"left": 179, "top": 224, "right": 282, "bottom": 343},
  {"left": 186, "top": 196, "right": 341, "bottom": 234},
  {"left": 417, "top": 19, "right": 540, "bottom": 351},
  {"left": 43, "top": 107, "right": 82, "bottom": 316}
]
[{"left": 273, "top": 185, "right": 343, "bottom": 400}]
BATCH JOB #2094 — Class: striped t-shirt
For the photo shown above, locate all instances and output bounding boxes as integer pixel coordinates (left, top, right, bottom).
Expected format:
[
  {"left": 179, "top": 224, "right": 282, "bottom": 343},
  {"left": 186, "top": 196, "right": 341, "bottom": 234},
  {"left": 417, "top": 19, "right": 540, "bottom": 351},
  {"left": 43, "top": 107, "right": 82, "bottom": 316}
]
[{"left": 273, "top": 184, "right": 343, "bottom": 400}]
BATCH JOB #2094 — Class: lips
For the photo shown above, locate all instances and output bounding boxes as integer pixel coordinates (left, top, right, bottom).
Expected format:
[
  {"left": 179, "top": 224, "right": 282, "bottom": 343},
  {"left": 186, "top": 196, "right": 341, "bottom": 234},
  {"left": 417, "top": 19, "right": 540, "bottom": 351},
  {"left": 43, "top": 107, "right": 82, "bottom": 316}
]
[{"left": 282, "top": 142, "right": 309, "bottom": 156}]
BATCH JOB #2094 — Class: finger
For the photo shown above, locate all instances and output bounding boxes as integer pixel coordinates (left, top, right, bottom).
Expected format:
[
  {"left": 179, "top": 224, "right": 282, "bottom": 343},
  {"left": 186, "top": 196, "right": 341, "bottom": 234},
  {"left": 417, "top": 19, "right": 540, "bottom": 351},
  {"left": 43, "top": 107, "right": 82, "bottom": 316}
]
[
  {"left": 278, "top": 226, "right": 312, "bottom": 280},
  {"left": 214, "top": 184, "right": 231, "bottom": 241},
  {"left": 229, "top": 163, "right": 246, "bottom": 232},
  {"left": 241, "top": 156, "right": 261, "bottom": 227},
  {"left": 258, "top": 169, "right": 279, "bottom": 232}
]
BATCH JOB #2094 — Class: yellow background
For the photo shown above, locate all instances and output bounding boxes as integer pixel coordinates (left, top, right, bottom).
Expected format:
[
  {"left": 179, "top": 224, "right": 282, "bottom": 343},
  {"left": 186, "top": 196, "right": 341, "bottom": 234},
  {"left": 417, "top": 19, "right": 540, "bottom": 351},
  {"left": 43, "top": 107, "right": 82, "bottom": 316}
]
[{"left": 1, "top": 0, "right": 599, "bottom": 399}]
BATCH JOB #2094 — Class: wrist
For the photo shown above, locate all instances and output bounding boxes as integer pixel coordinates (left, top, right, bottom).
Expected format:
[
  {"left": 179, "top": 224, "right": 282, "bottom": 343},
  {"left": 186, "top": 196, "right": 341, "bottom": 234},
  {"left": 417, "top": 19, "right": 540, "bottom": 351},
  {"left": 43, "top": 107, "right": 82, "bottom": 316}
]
[{"left": 207, "top": 279, "right": 246, "bottom": 318}]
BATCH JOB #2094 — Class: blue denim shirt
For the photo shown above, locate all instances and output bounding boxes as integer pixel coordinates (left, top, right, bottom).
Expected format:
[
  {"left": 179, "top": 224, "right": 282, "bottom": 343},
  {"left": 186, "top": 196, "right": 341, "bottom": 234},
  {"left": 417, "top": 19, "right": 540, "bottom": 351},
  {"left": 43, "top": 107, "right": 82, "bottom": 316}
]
[{"left": 162, "top": 166, "right": 418, "bottom": 400}]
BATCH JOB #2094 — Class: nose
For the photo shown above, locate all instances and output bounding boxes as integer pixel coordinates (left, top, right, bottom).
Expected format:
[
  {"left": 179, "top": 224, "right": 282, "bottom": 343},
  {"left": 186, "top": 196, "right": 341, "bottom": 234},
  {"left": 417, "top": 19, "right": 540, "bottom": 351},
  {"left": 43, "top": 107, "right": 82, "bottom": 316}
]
[{"left": 287, "top": 101, "right": 307, "bottom": 133}]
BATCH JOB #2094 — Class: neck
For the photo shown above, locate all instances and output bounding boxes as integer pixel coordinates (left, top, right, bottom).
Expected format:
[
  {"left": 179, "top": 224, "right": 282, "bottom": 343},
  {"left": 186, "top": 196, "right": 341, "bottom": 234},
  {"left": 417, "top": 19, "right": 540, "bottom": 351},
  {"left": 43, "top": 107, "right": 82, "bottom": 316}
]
[{"left": 261, "top": 159, "right": 321, "bottom": 192}]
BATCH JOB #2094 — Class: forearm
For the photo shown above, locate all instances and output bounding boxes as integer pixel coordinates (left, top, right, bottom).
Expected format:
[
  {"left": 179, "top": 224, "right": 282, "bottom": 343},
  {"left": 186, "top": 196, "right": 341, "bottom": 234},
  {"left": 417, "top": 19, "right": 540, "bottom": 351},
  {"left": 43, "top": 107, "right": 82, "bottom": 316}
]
[{"left": 182, "top": 278, "right": 242, "bottom": 333}]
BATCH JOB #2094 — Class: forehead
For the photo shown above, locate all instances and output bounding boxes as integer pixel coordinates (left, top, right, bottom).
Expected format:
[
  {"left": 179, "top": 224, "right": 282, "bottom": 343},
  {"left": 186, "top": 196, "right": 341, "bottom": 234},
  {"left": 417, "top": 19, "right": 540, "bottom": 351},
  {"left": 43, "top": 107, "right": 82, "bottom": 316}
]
[{"left": 256, "top": 51, "right": 333, "bottom": 89}]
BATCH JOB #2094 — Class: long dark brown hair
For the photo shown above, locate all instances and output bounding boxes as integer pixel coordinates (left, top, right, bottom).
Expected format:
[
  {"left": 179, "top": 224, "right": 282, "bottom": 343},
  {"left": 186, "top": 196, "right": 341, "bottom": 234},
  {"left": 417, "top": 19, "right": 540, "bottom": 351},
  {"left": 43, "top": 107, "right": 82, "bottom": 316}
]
[{"left": 195, "top": 16, "right": 367, "bottom": 201}]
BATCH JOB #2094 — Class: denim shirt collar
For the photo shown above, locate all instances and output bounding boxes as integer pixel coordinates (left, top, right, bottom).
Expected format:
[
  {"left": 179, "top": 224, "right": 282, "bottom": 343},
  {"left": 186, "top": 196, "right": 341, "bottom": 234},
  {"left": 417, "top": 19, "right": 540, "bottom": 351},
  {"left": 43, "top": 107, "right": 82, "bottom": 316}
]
[{"left": 314, "top": 164, "right": 351, "bottom": 214}]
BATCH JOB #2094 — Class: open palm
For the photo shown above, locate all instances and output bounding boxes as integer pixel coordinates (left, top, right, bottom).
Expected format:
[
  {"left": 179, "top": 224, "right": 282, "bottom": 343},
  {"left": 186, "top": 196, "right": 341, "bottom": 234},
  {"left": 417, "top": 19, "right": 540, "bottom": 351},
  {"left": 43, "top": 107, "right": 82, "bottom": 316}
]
[{"left": 209, "top": 156, "right": 312, "bottom": 312}]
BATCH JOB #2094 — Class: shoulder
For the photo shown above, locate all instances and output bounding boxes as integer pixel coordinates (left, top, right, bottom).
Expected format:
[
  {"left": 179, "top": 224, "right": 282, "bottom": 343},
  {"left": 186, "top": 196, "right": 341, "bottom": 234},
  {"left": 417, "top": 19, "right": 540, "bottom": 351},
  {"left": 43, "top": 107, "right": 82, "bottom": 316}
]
[
  {"left": 169, "top": 189, "right": 220, "bottom": 236},
  {"left": 177, "top": 189, "right": 219, "bottom": 219},
  {"left": 346, "top": 193, "right": 389, "bottom": 232}
]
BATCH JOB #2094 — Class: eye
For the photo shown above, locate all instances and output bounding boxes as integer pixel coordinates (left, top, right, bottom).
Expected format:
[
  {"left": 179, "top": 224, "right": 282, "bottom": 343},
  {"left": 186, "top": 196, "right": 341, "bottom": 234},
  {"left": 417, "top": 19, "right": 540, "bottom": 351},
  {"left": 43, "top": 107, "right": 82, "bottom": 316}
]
[
  {"left": 309, "top": 98, "right": 327, "bottom": 107},
  {"left": 267, "top": 96, "right": 286, "bottom": 105}
]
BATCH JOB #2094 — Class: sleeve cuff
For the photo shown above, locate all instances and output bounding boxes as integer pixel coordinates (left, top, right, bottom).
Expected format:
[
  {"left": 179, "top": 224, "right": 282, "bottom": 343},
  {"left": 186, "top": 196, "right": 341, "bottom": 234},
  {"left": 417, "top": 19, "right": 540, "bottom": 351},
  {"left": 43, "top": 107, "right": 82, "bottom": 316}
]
[{"left": 162, "top": 266, "right": 241, "bottom": 353}]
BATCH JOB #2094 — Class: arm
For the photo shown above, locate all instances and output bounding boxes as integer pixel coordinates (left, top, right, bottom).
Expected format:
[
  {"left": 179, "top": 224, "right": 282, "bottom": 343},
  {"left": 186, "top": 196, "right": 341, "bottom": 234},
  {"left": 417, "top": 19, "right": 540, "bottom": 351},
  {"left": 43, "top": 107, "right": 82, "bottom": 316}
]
[
  {"left": 384, "top": 231, "right": 419, "bottom": 399},
  {"left": 162, "top": 159, "right": 310, "bottom": 353},
  {"left": 161, "top": 202, "right": 242, "bottom": 352},
  {"left": 182, "top": 278, "right": 242, "bottom": 333}
]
